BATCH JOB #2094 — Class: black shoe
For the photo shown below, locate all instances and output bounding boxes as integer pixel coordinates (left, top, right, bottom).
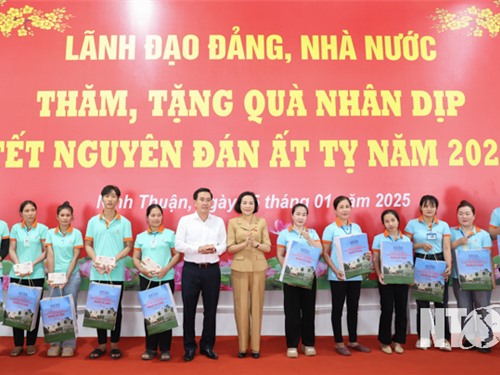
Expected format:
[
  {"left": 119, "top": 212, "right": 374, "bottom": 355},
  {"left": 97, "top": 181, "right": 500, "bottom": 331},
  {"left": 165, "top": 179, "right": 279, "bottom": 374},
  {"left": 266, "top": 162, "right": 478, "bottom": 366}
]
[
  {"left": 184, "top": 349, "right": 195, "bottom": 362},
  {"left": 200, "top": 348, "right": 219, "bottom": 360},
  {"left": 478, "top": 347, "right": 491, "bottom": 353},
  {"left": 238, "top": 351, "right": 247, "bottom": 358},
  {"left": 251, "top": 352, "right": 260, "bottom": 359}
]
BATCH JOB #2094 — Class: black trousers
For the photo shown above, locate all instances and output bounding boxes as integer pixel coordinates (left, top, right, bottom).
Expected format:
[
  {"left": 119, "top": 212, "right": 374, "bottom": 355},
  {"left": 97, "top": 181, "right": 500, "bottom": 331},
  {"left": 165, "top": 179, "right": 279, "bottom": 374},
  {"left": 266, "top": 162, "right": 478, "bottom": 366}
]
[
  {"left": 378, "top": 283, "right": 408, "bottom": 345},
  {"left": 95, "top": 280, "right": 124, "bottom": 345},
  {"left": 414, "top": 253, "right": 451, "bottom": 341},
  {"left": 329, "top": 280, "right": 361, "bottom": 343},
  {"left": 139, "top": 276, "right": 175, "bottom": 352},
  {"left": 181, "top": 262, "right": 220, "bottom": 352},
  {"left": 10, "top": 278, "right": 44, "bottom": 347},
  {"left": 283, "top": 278, "right": 316, "bottom": 348}
]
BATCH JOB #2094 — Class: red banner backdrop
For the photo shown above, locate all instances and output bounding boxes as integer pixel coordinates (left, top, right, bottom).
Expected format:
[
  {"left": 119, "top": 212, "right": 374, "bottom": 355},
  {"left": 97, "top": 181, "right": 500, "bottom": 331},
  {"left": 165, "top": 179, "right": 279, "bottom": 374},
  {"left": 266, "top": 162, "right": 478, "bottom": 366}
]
[{"left": 1, "top": 0, "right": 499, "bottom": 289}]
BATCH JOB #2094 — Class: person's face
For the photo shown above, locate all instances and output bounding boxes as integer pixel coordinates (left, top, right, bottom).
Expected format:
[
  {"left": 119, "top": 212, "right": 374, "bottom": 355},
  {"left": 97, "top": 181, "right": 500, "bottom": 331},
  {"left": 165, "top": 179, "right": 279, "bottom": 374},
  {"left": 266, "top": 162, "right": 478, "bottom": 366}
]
[
  {"left": 102, "top": 191, "right": 119, "bottom": 210},
  {"left": 57, "top": 208, "right": 73, "bottom": 227},
  {"left": 240, "top": 195, "right": 255, "bottom": 216},
  {"left": 292, "top": 207, "right": 308, "bottom": 227},
  {"left": 335, "top": 199, "right": 351, "bottom": 221},
  {"left": 383, "top": 213, "right": 399, "bottom": 233},
  {"left": 457, "top": 206, "right": 475, "bottom": 228},
  {"left": 194, "top": 192, "right": 212, "bottom": 215},
  {"left": 147, "top": 207, "right": 163, "bottom": 228},
  {"left": 420, "top": 202, "right": 437, "bottom": 218},
  {"left": 21, "top": 204, "right": 37, "bottom": 224}
]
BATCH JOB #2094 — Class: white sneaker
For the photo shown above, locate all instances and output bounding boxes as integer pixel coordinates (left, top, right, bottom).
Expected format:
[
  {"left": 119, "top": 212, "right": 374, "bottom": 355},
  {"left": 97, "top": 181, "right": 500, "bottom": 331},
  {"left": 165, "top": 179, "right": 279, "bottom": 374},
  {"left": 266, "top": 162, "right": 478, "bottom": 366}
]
[
  {"left": 437, "top": 339, "right": 452, "bottom": 352},
  {"left": 302, "top": 346, "right": 316, "bottom": 356},
  {"left": 287, "top": 348, "right": 298, "bottom": 358},
  {"left": 416, "top": 338, "right": 431, "bottom": 350}
]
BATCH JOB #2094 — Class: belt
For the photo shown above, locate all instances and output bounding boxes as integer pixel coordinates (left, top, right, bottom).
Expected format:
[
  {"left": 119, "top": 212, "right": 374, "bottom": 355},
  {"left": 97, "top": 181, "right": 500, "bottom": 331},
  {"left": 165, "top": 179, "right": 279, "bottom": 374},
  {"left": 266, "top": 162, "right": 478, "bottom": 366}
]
[
  {"left": 185, "top": 261, "right": 219, "bottom": 268},
  {"left": 415, "top": 252, "right": 445, "bottom": 261}
]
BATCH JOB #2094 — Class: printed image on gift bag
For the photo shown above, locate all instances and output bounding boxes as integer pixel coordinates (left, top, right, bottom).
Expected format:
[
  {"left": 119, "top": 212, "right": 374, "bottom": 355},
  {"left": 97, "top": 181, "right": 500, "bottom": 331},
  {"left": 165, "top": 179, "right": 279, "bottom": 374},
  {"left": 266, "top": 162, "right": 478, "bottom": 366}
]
[
  {"left": 83, "top": 282, "right": 121, "bottom": 330},
  {"left": 412, "top": 257, "right": 447, "bottom": 303},
  {"left": 41, "top": 295, "right": 78, "bottom": 343},
  {"left": 3, "top": 283, "right": 43, "bottom": 331},
  {"left": 138, "top": 283, "right": 178, "bottom": 336}
]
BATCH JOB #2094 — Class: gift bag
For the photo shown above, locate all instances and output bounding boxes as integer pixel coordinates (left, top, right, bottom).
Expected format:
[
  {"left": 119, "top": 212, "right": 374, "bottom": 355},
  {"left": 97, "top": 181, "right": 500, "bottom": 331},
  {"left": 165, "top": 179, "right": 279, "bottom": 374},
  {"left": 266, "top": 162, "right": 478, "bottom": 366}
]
[
  {"left": 83, "top": 282, "right": 121, "bottom": 330},
  {"left": 3, "top": 282, "right": 43, "bottom": 331},
  {"left": 412, "top": 257, "right": 447, "bottom": 303},
  {"left": 40, "top": 294, "right": 78, "bottom": 343},
  {"left": 138, "top": 283, "right": 178, "bottom": 335}
]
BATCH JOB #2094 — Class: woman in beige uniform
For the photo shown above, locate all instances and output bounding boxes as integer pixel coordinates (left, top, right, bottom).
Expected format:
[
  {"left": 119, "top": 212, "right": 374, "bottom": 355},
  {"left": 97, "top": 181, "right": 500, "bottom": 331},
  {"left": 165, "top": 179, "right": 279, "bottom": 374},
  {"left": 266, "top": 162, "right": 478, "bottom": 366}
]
[{"left": 227, "top": 191, "right": 271, "bottom": 359}]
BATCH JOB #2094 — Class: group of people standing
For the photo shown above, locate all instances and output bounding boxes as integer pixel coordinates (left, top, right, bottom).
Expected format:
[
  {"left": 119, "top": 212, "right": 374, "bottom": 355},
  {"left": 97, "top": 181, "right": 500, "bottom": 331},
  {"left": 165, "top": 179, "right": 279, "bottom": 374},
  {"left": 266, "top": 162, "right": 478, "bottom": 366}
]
[{"left": 0, "top": 186, "right": 498, "bottom": 361}]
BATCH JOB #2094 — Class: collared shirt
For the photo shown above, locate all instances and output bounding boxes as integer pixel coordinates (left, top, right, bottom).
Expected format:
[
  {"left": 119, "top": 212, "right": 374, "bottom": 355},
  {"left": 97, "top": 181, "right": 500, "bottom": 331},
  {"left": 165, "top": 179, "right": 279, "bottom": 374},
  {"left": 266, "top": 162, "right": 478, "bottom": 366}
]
[
  {"left": 45, "top": 226, "right": 84, "bottom": 275},
  {"left": 489, "top": 207, "right": 500, "bottom": 252},
  {"left": 9, "top": 220, "right": 48, "bottom": 279},
  {"left": 134, "top": 226, "right": 176, "bottom": 281},
  {"left": 322, "top": 218, "right": 363, "bottom": 281},
  {"left": 372, "top": 230, "right": 411, "bottom": 252},
  {"left": 404, "top": 216, "right": 451, "bottom": 256},
  {"left": 450, "top": 225, "right": 492, "bottom": 279},
  {"left": 175, "top": 212, "right": 226, "bottom": 264},
  {"left": 85, "top": 212, "right": 133, "bottom": 282},
  {"left": 277, "top": 226, "right": 321, "bottom": 250},
  {"left": 227, "top": 215, "right": 271, "bottom": 272}
]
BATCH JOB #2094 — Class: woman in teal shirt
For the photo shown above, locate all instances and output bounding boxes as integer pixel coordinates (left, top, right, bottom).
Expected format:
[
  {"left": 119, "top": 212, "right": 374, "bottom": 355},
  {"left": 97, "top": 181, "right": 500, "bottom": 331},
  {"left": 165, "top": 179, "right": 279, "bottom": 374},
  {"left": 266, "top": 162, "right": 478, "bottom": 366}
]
[
  {"left": 133, "top": 204, "right": 181, "bottom": 361},
  {"left": 45, "top": 201, "right": 83, "bottom": 357},
  {"left": 8, "top": 200, "right": 48, "bottom": 357}
]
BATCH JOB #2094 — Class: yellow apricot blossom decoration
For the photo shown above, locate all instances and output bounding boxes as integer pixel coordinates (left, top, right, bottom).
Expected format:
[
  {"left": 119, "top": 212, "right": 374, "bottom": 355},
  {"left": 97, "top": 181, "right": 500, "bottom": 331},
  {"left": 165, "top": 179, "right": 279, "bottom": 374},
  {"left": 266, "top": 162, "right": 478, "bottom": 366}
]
[
  {"left": 0, "top": 1, "right": 71, "bottom": 37},
  {"left": 431, "top": 2, "right": 500, "bottom": 38}
]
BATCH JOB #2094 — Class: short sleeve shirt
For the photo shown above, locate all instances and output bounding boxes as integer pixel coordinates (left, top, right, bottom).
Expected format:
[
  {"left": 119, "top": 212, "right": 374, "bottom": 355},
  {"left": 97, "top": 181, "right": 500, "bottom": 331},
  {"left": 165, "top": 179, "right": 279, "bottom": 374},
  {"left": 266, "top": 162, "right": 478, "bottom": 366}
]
[
  {"left": 277, "top": 227, "right": 321, "bottom": 250},
  {"left": 134, "top": 226, "right": 176, "bottom": 282},
  {"left": 372, "top": 230, "right": 411, "bottom": 252},
  {"left": 404, "top": 217, "right": 451, "bottom": 256},
  {"left": 322, "top": 219, "right": 363, "bottom": 281},
  {"left": 489, "top": 207, "right": 500, "bottom": 252},
  {"left": 86, "top": 213, "right": 133, "bottom": 282},
  {"left": 450, "top": 226, "right": 492, "bottom": 279},
  {"left": 45, "top": 226, "right": 84, "bottom": 274},
  {"left": 9, "top": 220, "right": 48, "bottom": 279}
]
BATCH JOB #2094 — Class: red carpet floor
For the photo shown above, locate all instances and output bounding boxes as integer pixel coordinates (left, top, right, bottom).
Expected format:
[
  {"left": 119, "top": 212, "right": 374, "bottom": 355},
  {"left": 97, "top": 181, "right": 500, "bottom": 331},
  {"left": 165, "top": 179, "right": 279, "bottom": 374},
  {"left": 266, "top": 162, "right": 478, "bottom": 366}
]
[{"left": 1, "top": 335, "right": 499, "bottom": 374}]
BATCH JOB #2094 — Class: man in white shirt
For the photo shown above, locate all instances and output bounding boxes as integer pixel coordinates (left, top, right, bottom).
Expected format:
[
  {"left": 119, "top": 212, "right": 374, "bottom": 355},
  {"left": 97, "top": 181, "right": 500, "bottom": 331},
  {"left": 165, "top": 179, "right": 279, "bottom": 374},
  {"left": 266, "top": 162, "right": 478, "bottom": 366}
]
[{"left": 175, "top": 187, "right": 227, "bottom": 361}]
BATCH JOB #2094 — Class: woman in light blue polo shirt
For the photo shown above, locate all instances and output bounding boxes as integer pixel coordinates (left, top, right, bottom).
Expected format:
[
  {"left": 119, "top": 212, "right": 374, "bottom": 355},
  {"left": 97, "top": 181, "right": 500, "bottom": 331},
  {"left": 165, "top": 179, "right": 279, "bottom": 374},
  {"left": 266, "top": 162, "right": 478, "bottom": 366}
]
[
  {"left": 372, "top": 209, "right": 412, "bottom": 355},
  {"left": 277, "top": 203, "right": 322, "bottom": 358},
  {"left": 133, "top": 204, "right": 180, "bottom": 361},
  {"left": 404, "top": 195, "right": 452, "bottom": 351},
  {"left": 322, "top": 195, "right": 371, "bottom": 356},
  {"left": 8, "top": 200, "right": 48, "bottom": 357},
  {"left": 45, "top": 201, "right": 83, "bottom": 357},
  {"left": 450, "top": 200, "right": 493, "bottom": 353}
]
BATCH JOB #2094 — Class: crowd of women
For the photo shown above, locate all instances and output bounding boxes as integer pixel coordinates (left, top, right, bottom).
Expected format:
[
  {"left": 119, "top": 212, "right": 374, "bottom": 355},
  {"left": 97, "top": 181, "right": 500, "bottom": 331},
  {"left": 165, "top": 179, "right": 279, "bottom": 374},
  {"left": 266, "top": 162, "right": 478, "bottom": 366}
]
[{"left": 0, "top": 185, "right": 498, "bottom": 360}]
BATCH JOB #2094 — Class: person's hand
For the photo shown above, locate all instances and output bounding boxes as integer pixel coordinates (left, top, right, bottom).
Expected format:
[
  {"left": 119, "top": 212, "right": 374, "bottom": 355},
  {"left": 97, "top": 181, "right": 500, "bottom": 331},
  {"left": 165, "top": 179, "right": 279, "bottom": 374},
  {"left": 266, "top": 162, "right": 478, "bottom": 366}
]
[
  {"left": 457, "top": 237, "right": 468, "bottom": 247},
  {"left": 442, "top": 266, "right": 451, "bottom": 281},
  {"left": 301, "top": 228, "right": 311, "bottom": 241},
  {"left": 94, "top": 262, "right": 106, "bottom": 275},
  {"left": 199, "top": 245, "right": 216, "bottom": 254},
  {"left": 421, "top": 243, "right": 433, "bottom": 252},
  {"left": 335, "top": 269, "right": 345, "bottom": 281},
  {"left": 378, "top": 274, "right": 385, "bottom": 285},
  {"left": 155, "top": 267, "right": 168, "bottom": 279}
]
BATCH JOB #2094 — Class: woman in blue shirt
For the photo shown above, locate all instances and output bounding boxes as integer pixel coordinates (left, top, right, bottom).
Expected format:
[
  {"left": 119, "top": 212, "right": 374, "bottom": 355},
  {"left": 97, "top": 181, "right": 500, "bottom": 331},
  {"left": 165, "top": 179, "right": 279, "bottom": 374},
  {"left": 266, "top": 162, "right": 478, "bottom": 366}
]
[
  {"left": 322, "top": 195, "right": 371, "bottom": 356},
  {"left": 133, "top": 204, "right": 180, "bottom": 361},
  {"left": 277, "top": 203, "right": 322, "bottom": 358},
  {"left": 372, "top": 209, "right": 411, "bottom": 355},
  {"left": 8, "top": 200, "right": 48, "bottom": 357},
  {"left": 450, "top": 200, "right": 493, "bottom": 353},
  {"left": 45, "top": 201, "right": 83, "bottom": 357},
  {"left": 404, "top": 195, "right": 452, "bottom": 351}
]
